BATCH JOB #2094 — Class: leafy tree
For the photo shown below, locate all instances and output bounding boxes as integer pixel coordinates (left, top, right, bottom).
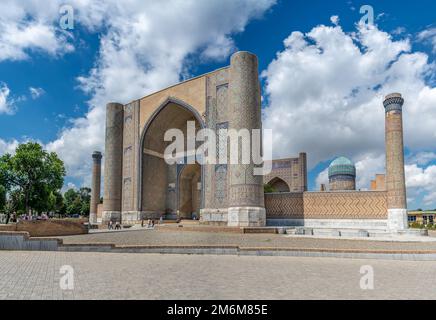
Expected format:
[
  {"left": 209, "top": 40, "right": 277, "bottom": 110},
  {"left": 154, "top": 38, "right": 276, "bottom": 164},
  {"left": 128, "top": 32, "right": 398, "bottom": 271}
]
[
  {"left": 78, "top": 187, "right": 91, "bottom": 215},
  {"left": 64, "top": 187, "right": 91, "bottom": 216},
  {"left": 0, "top": 159, "right": 10, "bottom": 213},
  {"left": 264, "top": 184, "right": 276, "bottom": 193},
  {"left": 53, "top": 192, "right": 66, "bottom": 215},
  {"left": 45, "top": 191, "right": 65, "bottom": 216},
  {"left": 0, "top": 185, "right": 6, "bottom": 212},
  {"left": 9, "top": 189, "right": 25, "bottom": 214},
  {"left": 0, "top": 142, "right": 66, "bottom": 215}
]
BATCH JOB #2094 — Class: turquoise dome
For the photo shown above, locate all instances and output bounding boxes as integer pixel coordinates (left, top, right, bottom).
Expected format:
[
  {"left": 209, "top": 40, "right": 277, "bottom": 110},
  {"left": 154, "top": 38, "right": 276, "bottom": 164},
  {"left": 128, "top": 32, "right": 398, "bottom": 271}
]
[{"left": 328, "top": 156, "right": 356, "bottom": 178}]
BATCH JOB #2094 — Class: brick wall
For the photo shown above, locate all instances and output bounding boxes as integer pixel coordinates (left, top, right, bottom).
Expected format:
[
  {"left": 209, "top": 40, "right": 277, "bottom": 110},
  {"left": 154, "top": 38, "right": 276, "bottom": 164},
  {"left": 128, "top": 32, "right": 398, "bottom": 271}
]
[
  {"left": 265, "top": 191, "right": 387, "bottom": 220},
  {"left": 0, "top": 219, "right": 88, "bottom": 237}
]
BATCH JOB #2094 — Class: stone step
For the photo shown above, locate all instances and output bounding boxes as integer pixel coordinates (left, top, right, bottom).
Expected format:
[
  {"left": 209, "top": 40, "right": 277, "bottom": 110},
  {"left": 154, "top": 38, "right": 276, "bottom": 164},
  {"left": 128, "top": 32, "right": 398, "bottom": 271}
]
[
  {"left": 293, "top": 227, "right": 371, "bottom": 237},
  {"left": 241, "top": 227, "right": 278, "bottom": 234}
]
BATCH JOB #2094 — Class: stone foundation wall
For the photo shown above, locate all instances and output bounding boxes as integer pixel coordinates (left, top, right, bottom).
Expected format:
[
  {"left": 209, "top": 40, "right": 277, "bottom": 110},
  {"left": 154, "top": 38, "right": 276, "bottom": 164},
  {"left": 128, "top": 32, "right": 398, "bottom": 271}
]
[
  {"left": 0, "top": 219, "right": 88, "bottom": 237},
  {"left": 265, "top": 191, "right": 387, "bottom": 220}
]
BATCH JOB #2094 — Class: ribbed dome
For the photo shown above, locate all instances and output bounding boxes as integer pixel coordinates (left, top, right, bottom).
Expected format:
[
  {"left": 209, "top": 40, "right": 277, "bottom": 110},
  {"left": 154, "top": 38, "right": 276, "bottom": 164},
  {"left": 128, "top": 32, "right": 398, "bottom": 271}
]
[{"left": 328, "top": 156, "right": 356, "bottom": 178}]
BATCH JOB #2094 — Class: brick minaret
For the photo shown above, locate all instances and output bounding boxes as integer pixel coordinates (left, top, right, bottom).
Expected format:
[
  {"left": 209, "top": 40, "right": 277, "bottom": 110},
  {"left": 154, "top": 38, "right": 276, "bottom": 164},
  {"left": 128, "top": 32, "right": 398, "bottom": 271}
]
[
  {"left": 227, "top": 51, "right": 265, "bottom": 227},
  {"left": 383, "top": 93, "right": 408, "bottom": 231},
  {"left": 89, "top": 151, "right": 102, "bottom": 224},
  {"left": 103, "top": 102, "right": 124, "bottom": 224}
]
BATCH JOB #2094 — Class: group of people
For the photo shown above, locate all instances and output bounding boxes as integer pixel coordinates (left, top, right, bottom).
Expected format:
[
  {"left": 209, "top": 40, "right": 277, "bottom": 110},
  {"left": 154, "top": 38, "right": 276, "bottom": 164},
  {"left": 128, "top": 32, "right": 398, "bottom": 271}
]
[
  {"left": 107, "top": 220, "right": 121, "bottom": 230},
  {"left": 141, "top": 219, "right": 156, "bottom": 228},
  {"left": 106, "top": 213, "right": 198, "bottom": 230}
]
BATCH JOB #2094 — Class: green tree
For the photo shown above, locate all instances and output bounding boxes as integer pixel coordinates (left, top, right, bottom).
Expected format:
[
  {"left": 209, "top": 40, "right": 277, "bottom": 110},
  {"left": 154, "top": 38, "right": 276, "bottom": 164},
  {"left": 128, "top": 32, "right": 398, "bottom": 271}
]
[
  {"left": 47, "top": 191, "right": 65, "bottom": 216},
  {"left": 64, "top": 187, "right": 91, "bottom": 216},
  {"left": 64, "top": 189, "right": 79, "bottom": 215},
  {"left": 0, "top": 185, "right": 6, "bottom": 212},
  {"left": 264, "top": 184, "right": 276, "bottom": 193},
  {"left": 78, "top": 187, "right": 91, "bottom": 215},
  {"left": 0, "top": 159, "right": 10, "bottom": 213},
  {"left": 0, "top": 142, "right": 66, "bottom": 215}
]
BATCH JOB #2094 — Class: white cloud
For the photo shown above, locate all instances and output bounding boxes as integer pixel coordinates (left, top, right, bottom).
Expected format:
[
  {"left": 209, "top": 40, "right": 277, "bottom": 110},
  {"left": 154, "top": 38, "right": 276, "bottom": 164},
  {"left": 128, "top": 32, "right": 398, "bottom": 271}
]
[
  {"left": 417, "top": 27, "right": 436, "bottom": 53},
  {"left": 354, "top": 153, "right": 385, "bottom": 190},
  {"left": 0, "top": 138, "right": 19, "bottom": 155},
  {"left": 0, "top": 82, "right": 15, "bottom": 114},
  {"left": 0, "top": 0, "right": 74, "bottom": 61},
  {"left": 407, "top": 151, "right": 436, "bottom": 166},
  {"left": 392, "top": 27, "right": 406, "bottom": 35},
  {"left": 42, "top": 0, "right": 275, "bottom": 183},
  {"left": 61, "top": 182, "right": 78, "bottom": 194},
  {"left": 315, "top": 168, "right": 329, "bottom": 190},
  {"left": 330, "top": 15, "right": 339, "bottom": 26},
  {"left": 405, "top": 164, "right": 436, "bottom": 207},
  {"left": 29, "top": 87, "right": 45, "bottom": 99}
]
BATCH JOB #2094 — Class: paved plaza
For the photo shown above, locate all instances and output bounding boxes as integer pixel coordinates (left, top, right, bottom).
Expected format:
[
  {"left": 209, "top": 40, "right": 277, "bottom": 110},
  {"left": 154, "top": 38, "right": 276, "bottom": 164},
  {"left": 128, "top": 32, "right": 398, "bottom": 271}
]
[{"left": 1, "top": 250, "right": 436, "bottom": 300}]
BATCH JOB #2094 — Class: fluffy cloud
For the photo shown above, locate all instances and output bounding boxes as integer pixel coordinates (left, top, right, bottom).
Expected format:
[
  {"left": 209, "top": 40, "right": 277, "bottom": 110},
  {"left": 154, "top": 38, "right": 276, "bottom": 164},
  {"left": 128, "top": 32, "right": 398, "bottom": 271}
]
[
  {"left": 0, "top": 82, "right": 15, "bottom": 114},
  {"left": 406, "top": 164, "right": 436, "bottom": 207},
  {"left": 408, "top": 151, "right": 436, "bottom": 166},
  {"left": 418, "top": 28, "right": 436, "bottom": 53},
  {"left": 43, "top": 0, "right": 275, "bottom": 182},
  {"left": 0, "top": 138, "right": 19, "bottom": 155},
  {"left": 315, "top": 168, "right": 329, "bottom": 190},
  {"left": 0, "top": 0, "right": 74, "bottom": 61}
]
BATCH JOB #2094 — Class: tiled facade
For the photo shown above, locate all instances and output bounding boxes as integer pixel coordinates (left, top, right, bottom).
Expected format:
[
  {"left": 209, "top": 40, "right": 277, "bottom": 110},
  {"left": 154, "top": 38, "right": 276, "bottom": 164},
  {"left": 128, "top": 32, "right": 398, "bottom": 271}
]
[
  {"left": 264, "top": 153, "right": 308, "bottom": 193},
  {"left": 100, "top": 51, "right": 266, "bottom": 227}
]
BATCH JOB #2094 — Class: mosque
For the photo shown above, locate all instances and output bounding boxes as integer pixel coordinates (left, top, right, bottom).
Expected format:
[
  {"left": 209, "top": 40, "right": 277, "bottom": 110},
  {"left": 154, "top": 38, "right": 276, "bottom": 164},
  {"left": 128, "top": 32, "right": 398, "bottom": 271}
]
[{"left": 88, "top": 51, "right": 414, "bottom": 235}]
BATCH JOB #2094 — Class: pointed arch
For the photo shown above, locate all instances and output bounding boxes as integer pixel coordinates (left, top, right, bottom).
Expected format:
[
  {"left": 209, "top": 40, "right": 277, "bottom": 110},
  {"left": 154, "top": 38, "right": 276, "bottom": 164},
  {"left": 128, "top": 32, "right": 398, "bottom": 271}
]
[{"left": 266, "top": 177, "right": 291, "bottom": 193}]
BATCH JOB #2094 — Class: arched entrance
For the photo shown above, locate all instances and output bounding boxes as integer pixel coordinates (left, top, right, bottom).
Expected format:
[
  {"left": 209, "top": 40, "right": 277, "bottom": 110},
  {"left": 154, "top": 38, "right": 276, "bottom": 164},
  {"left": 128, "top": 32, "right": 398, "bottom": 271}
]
[
  {"left": 266, "top": 177, "right": 290, "bottom": 193},
  {"left": 177, "top": 163, "right": 201, "bottom": 219},
  {"left": 138, "top": 98, "right": 204, "bottom": 219}
]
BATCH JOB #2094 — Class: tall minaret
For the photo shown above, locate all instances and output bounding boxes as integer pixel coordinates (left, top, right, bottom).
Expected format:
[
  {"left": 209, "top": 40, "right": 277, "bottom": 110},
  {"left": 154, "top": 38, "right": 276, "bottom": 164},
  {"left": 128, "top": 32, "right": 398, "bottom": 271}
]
[
  {"left": 227, "top": 51, "right": 265, "bottom": 227},
  {"left": 383, "top": 93, "right": 408, "bottom": 231},
  {"left": 103, "top": 102, "right": 124, "bottom": 224},
  {"left": 89, "top": 151, "right": 102, "bottom": 224}
]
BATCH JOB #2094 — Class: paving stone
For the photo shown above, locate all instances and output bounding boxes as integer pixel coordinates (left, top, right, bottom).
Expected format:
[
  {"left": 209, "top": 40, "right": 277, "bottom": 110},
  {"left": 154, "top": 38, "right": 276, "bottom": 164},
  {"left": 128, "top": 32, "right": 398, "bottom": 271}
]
[{"left": 1, "top": 250, "right": 436, "bottom": 299}]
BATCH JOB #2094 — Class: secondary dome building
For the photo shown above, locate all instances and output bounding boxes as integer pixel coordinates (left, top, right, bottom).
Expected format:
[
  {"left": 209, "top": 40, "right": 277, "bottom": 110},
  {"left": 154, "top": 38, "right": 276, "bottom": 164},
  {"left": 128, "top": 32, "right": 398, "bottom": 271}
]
[{"left": 328, "top": 156, "right": 356, "bottom": 191}]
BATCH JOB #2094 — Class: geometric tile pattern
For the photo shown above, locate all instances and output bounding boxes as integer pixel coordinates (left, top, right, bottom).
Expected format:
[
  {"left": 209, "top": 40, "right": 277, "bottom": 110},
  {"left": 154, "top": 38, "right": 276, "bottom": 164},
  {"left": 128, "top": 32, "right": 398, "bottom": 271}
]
[{"left": 265, "top": 191, "right": 388, "bottom": 220}]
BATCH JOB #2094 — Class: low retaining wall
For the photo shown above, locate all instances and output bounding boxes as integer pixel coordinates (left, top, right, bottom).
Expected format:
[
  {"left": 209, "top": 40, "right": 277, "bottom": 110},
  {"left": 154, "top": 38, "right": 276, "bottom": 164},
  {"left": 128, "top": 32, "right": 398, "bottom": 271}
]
[
  {"left": 265, "top": 191, "right": 388, "bottom": 220},
  {"left": 0, "top": 219, "right": 88, "bottom": 237},
  {"left": 0, "top": 232, "right": 60, "bottom": 251},
  {"left": 267, "top": 218, "right": 389, "bottom": 230}
]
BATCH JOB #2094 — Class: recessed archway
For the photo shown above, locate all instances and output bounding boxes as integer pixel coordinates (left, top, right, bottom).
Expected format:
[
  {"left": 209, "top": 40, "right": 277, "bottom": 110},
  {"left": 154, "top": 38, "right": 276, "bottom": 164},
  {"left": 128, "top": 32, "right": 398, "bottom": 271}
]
[
  {"left": 177, "top": 163, "right": 201, "bottom": 219},
  {"left": 266, "top": 177, "right": 290, "bottom": 193},
  {"left": 138, "top": 98, "right": 205, "bottom": 218}
]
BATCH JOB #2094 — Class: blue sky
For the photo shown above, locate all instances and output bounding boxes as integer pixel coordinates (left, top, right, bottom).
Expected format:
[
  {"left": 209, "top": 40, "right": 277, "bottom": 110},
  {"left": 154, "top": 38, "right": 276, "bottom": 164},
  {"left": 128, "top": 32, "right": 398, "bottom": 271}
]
[{"left": 0, "top": 0, "right": 435, "bottom": 209}]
